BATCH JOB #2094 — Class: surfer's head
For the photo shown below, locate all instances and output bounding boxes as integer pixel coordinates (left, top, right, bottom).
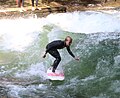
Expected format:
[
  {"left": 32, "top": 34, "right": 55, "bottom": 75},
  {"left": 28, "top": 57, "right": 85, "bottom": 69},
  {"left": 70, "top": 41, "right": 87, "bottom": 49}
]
[{"left": 65, "top": 36, "right": 72, "bottom": 46}]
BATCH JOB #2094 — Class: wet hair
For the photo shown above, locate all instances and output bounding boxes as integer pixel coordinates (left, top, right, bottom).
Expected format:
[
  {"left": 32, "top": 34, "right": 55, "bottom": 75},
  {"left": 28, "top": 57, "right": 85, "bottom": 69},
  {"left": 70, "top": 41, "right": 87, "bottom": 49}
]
[{"left": 65, "top": 36, "right": 72, "bottom": 43}]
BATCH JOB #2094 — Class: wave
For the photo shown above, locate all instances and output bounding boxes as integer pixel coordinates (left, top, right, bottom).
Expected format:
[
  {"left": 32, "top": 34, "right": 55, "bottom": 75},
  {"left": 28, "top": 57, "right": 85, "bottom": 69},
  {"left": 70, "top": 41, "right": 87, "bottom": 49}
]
[{"left": 0, "top": 11, "right": 120, "bottom": 98}]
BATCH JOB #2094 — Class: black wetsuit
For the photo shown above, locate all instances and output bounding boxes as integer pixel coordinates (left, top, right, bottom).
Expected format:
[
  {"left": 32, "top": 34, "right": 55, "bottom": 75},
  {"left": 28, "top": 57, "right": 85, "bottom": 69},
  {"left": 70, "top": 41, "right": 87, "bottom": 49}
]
[{"left": 45, "top": 40, "right": 75, "bottom": 72}]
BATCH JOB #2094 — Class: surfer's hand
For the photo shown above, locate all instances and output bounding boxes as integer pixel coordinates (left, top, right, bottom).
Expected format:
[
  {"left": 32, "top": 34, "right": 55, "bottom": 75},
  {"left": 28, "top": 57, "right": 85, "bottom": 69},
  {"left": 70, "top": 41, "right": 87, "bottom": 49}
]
[
  {"left": 43, "top": 54, "right": 46, "bottom": 58},
  {"left": 75, "top": 57, "right": 80, "bottom": 61}
]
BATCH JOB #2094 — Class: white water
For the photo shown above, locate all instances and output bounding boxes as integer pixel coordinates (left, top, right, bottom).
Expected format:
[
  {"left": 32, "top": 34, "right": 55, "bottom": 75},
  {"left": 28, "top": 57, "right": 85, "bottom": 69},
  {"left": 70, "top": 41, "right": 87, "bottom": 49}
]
[
  {"left": 46, "top": 11, "right": 120, "bottom": 33},
  {"left": 0, "top": 11, "right": 120, "bottom": 98},
  {"left": 15, "top": 62, "right": 47, "bottom": 80},
  {"left": 0, "top": 18, "right": 47, "bottom": 51},
  {"left": 0, "top": 11, "right": 120, "bottom": 52}
]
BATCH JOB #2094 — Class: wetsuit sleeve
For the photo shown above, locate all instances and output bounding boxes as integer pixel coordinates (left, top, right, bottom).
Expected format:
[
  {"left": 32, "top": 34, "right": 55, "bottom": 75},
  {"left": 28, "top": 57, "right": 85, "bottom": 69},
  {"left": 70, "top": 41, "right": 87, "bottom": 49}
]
[{"left": 66, "top": 46, "right": 75, "bottom": 58}]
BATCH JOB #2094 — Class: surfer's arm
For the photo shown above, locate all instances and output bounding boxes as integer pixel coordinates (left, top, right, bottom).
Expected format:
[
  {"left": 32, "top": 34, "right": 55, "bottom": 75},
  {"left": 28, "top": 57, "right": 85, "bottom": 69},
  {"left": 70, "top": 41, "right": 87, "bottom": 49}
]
[
  {"left": 45, "top": 47, "right": 51, "bottom": 53},
  {"left": 43, "top": 52, "right": 47, "bottom": 58},
  {"left": 66, "top": 47, "right": 75, "bottom": 58},
  {"left": 43, "top": 48, "right": 50, "bottom": 58},
  {"left": 66, "top": 47, "right": 80, "bottom": 61},
  {"left": 43, "top": 47, "right": 51, "bottom": 58}
]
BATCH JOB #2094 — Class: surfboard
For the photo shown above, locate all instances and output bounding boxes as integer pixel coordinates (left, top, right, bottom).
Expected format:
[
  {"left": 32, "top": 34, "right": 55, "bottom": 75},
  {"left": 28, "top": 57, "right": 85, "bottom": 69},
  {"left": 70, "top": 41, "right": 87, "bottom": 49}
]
[{"left": 47, "top": 67, "right": 65, "bottom": 81}]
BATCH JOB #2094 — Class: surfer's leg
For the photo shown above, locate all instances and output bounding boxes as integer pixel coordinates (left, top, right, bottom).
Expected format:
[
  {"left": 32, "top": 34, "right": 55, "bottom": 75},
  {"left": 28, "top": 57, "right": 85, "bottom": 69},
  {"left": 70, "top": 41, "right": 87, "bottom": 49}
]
[
  {"left": 53, "top": 56, "right": 61, "bottom": 72},
  {"left": 48, "top": 50, "right": 61, "bottom": 72}
]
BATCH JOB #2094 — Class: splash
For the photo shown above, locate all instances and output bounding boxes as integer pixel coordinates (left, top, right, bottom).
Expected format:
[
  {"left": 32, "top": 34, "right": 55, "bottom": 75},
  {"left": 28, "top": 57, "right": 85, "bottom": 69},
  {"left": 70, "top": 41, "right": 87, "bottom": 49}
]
[
  {"left": 46, "top": 11, "right": 120, "bottom": 33},
  {"left": 0, "top": 17, "right": 47, "bottom": 51}
]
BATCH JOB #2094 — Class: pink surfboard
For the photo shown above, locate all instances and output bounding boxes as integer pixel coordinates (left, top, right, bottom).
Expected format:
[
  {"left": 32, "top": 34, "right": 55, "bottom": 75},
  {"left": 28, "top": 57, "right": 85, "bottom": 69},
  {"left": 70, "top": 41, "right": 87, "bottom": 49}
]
[{"left": 47, "top": 67, "right": 65, "bottom": 80}]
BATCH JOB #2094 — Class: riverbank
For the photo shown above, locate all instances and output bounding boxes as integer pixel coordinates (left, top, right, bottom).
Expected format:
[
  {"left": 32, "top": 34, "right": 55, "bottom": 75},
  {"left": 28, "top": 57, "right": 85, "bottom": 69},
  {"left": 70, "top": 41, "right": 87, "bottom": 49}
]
[
  {"left": 65, "top": 0, "right": 120, "bottom": 12},
  {"left": 0, "top": 0, "right": 120, "bottom": 18}
]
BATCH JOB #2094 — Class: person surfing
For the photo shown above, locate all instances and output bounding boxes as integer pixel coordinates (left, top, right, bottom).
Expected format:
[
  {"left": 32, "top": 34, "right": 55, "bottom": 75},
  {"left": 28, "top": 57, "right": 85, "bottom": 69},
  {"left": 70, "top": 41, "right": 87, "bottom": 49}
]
[{"left": 43, "top": 36, "right": 79, "bottom": 73}]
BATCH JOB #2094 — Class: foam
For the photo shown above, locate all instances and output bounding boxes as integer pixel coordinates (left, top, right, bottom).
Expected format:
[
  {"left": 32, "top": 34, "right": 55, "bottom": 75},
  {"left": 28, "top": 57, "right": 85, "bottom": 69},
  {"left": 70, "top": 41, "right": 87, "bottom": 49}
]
[
  {"left": 46, "top": 11, "right": 120, "bottom": 33},
  {"left": 0, "top": 11, "right": 120, "bottom": 51},
  {"left": 15, "top": 62, "right": 47, "bottom": 80},
  {"left": 0, "top": 17, "right": 47, "bottom": 51}
]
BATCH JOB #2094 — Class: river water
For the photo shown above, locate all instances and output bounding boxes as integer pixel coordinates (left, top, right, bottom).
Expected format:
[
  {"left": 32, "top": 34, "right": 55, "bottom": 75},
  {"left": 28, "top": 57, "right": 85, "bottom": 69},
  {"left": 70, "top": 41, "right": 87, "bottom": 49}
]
[{"left": 0, "top": 11, "right": 120, "bottom": 98}]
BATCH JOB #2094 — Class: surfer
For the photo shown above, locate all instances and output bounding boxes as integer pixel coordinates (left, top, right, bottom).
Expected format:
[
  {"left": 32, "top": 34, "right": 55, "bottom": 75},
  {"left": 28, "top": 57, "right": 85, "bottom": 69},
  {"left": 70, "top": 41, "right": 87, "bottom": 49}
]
[{"left": 43, "top": 36, "right": 79, "bottom": 73}]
